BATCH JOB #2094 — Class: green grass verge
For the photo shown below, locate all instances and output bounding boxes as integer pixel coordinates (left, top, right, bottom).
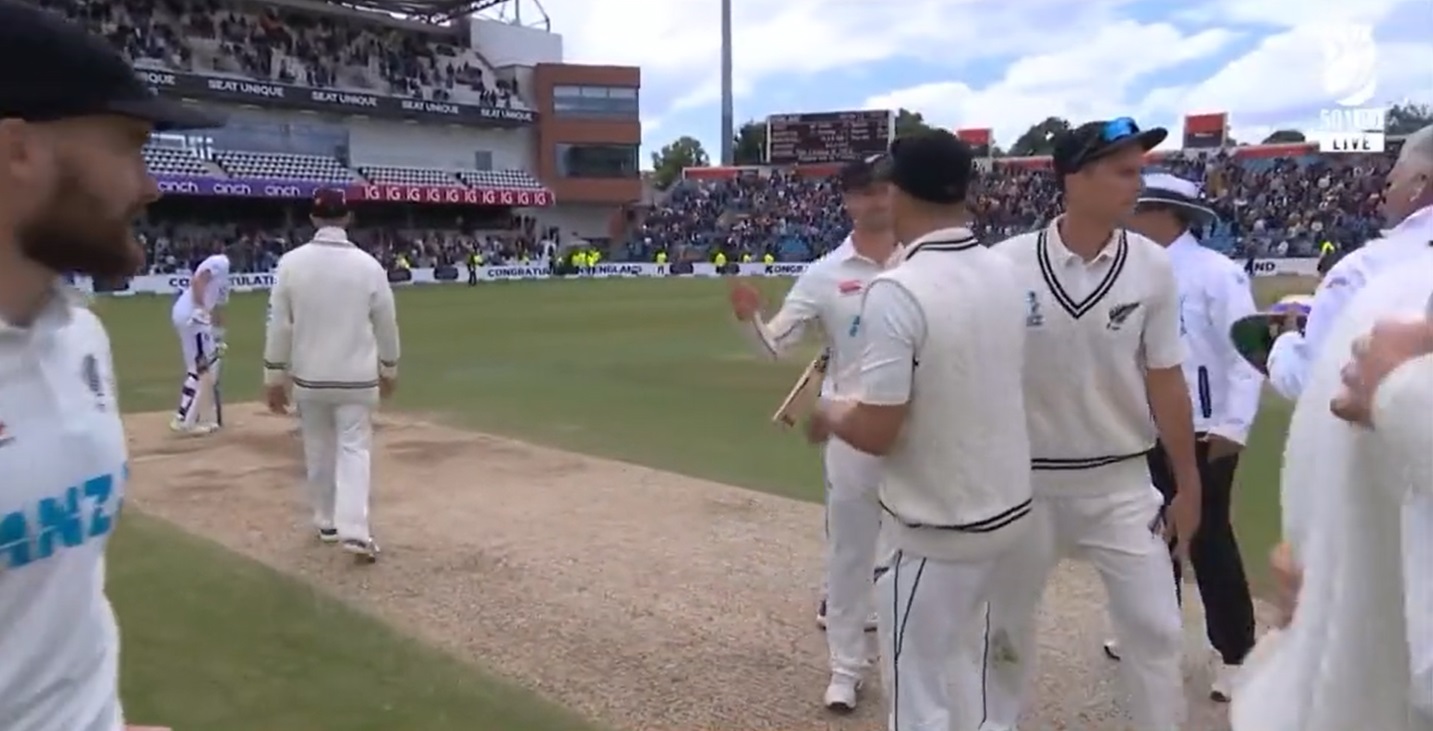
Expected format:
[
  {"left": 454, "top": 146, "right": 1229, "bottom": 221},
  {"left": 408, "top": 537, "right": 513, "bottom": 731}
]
[{"left": 99, "top": 274, "right": 1311, "bottom": 728}]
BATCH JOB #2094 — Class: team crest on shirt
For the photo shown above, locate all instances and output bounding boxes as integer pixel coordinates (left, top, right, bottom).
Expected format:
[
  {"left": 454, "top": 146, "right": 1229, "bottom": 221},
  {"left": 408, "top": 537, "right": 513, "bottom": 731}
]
[
  {"left": 1106, "top": 302, "right": 1141, "bottom": 331},
  {"left": 837, "top": 279, "right": 863, "bottom": 295},
  {"left": 1025, "top": 291, "right": 1044, "bottom": 327}
]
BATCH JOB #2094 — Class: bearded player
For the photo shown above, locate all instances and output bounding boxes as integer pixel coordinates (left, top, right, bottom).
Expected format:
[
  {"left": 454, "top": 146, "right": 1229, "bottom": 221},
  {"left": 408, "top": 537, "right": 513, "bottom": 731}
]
[
  {"left": 169, "top": 243, "right": 230, "bottom": 434},
  {"left": 0, "top": 4, "right": 222, "bottom": 730}
]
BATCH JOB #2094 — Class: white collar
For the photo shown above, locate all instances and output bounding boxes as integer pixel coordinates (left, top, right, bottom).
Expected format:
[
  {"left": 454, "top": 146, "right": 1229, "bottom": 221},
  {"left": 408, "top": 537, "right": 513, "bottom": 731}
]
[
  {"left": 1386, "top": 204, "right": 1433, "bottom": 238},
  {"left": 312, "top": 226, "right": 354, "bottom": 246},
  {"left": 838, "top": 233, "right": 897, "bottom": 266},
  {"left": 898, "top": 226, "right": 978, "bottom": 262},
  {"left": 1047, "top": 216, "right": 1123, "bottom": 263},
  {"left": 1166, "top": 231, "right": 1201, "bottom": 254}
]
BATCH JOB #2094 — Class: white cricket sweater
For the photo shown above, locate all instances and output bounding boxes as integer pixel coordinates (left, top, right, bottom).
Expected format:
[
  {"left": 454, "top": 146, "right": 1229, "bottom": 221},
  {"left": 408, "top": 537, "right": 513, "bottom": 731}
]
[
  {"left": 263, "top": 227, "right": 401, "bottom": 403},
  {"left": 872, "top": 228, "right": 1034, "bottom": 562},
  {"left": 994, "top": 221, "right": 1186, "bottom": 496}
]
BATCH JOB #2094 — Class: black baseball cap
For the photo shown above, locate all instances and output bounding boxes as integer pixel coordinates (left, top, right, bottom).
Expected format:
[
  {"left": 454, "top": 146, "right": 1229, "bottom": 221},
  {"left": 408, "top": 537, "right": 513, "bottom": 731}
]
[
  {"left": 1052, "top": 118, "right": 1167, "bottom": 177},
  {"left": 838, "top": 155, "right": 886, "bottom": 192},
  {"left": 875, "top": 130, "right": 974, "bottom": 205},
  {"left": 311, "top": 188, "right": 351, "bottom": 219},
  {"left": 0, "top": 1, "right": 222, "bottom": 131}
]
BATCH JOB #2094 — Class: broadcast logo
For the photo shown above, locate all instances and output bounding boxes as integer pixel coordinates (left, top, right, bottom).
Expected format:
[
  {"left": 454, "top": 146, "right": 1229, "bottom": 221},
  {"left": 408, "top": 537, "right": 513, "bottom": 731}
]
[{"left": 1314, "top": 24, "right": 1387, "bottom": 153}]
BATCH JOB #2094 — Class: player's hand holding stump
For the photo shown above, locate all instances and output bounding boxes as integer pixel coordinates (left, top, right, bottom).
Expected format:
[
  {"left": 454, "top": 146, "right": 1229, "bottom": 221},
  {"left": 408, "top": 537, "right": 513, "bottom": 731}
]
[
  {"left": 1165, "top": 477, "right": 1202, "bottom": 562},
  {"left": 1270, "top": 541, "right": 1302, "bottom": 627},
  {"left": 379, "top": 374, "right": 397, "bottom": 400}
]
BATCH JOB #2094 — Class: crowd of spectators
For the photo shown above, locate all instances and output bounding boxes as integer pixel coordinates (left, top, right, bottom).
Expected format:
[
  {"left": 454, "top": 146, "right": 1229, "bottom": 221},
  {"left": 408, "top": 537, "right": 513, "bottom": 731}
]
[
  {"left": 626, "top": 148, "right": 1393, "bottom": 262},
  {"left": 36, "top": 0, "right": 521, "bottom": 107},
  {"left": 136, "top": 213, "right": 556, "bottom": 274}
]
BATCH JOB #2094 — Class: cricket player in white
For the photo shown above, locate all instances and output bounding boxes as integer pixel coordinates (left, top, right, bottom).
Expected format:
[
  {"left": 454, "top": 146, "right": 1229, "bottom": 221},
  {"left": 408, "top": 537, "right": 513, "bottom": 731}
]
[
  {"left": 0, "top": 4, "right": 222, "bottom": 728},
  {"left": 1263, "top": 125, "right": 1433, "bottom": 717},
  {"left": 169, "top": 246, "right": 231, "bottom": 434},
  {"left": 980, "top": 119, "right": 1203, "bottom": 731},
  {"left": 263, "top": 189, "right": 400, "bottom": 562},
  {"left": 1116, "top": 172, "right": 1262, "bottom": 701},
  {"left": 812, "top": 130, "right": 1036, "bottom": 731},
  {"left": 1232, "top": 251, "right": 1433, "bottom": 731},
  {"left": 729, "top": 156, "right": 897, "bottom": 711}
]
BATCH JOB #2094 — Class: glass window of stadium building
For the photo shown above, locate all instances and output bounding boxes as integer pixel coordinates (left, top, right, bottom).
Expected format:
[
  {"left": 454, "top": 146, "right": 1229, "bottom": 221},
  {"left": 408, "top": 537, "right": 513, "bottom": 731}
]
[{"left": 551, "top": 85, "right": 640, "bottom": 119}]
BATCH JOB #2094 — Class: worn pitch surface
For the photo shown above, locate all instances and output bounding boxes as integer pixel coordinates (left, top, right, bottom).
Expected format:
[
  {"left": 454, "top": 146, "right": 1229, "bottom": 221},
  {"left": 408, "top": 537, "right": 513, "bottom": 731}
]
[{"left": 125, "top": 405, "right": 1247, "bottom": 730}]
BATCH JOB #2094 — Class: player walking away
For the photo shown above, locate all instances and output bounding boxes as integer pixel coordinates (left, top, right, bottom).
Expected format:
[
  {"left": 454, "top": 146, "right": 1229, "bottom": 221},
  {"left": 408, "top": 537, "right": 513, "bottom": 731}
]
[
  {"left": 728, "top": 155, "right": 897, "bottom": 712},
  {"left": 169, "top": 243, "right": 232, "bottom": 435},
  {"left": 0, "top": 4, "right": 221, "bottom": 729},
  {"left": 1266, "top": 124, "right": 1433, "bottom": 402},
  {"left": 811, "top": 130, "right": 1037, "bottom": 731},
  {"left": 1261, "top": 124, "right": 1433, "bottom": 720},
  {"left": 1108, "top": 171, "right": 1261, "bottom": 702},
  {"left": 1232, "top": 255, "right": 1433, "bottom": 731},
  {"left": 263, "top": 189, "right": 400, "bottom": 563},
  {"left": 976, "top": 119, "right": 1203, "bottom": 731}
]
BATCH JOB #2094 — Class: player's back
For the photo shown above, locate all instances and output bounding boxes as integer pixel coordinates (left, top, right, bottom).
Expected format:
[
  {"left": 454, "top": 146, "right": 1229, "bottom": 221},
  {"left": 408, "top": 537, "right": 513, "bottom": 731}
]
[
  {"left": 171, "top": 253, "right": 230, "bottom": 318},
  {"left": 877, "top": 233, "right": 1032, "bottom": 561},
  {"left": 272, "top": 241, "right": 390, "bottom": 401}
]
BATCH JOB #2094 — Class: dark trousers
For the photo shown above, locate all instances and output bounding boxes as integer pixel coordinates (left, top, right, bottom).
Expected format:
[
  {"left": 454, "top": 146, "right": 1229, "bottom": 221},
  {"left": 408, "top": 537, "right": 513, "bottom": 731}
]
[{"left": 1147, "top": 436, "right": 1256, "bottom": 665}]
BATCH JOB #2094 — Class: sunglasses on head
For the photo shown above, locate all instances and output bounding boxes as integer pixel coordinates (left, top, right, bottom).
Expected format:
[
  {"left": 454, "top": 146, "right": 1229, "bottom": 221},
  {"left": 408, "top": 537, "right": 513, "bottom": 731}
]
[{"left": 1068, "top": 117, "right": 1142, "bottom": 171}]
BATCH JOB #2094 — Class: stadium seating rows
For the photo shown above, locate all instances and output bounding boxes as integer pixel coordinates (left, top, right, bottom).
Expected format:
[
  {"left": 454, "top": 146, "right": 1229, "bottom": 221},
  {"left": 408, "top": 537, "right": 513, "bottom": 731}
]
[{"left": 627, "top": 148, "right": 1392, "bottom": 263}]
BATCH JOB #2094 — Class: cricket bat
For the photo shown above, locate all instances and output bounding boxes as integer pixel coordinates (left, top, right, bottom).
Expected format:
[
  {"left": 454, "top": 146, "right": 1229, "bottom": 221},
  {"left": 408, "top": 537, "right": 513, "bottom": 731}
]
[{"left": 771, "top": 349, "right": 831, "bottom": 428}]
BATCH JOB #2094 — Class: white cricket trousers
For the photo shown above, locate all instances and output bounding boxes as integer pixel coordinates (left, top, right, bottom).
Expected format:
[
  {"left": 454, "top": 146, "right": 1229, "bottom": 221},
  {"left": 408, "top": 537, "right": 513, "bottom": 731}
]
[
  {"left": 971, "top": 479, "right": 1184, "bottom": 731},
  {"left": 296, "top": 399, "right": 375, "bottom": 542},
  {"left": 824, "top": 438, "right": 884, "bottom": 680},
  {"left": 171, "top": 317, "right": 218, "bottom": 427},
  {"left": 879, "top": 532, "right": 1043, "bottom": 731}
]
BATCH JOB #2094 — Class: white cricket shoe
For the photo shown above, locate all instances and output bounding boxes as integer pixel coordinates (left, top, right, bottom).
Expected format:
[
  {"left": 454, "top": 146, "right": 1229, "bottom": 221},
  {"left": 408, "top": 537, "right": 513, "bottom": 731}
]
[
  {"left": 169, "top": 417, "right": 219, "bottom": 436},
  {"left": 342, "top": 537, "right": 380, "bottom": 564},
  {"left": 822, "top": 674, "right": 861, "bottom": 712}
]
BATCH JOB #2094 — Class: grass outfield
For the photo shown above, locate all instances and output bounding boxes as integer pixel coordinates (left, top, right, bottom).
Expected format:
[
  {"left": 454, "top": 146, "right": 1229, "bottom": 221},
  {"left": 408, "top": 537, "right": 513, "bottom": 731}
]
[{"left": 97, "top": 274, "right": 1312, "bottom": 729}]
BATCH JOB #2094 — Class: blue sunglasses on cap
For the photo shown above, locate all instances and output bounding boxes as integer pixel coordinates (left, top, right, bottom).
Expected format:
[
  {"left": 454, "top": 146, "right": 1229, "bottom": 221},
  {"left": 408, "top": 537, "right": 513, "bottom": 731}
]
[{"left": 1066, "top": 116, "right": 1144, "bottom": 171}]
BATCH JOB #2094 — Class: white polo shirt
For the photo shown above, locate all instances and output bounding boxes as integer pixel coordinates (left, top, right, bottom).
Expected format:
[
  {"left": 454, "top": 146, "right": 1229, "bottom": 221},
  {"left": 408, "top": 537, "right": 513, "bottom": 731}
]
[
  {"left": 1267, "top": 204, "right": 1433, "bottom": 401},
  {"left": 1165, "top": 232, "right": 1263, "bottom": 444},
  {"left": 171, "top": 253, "right": 231, "bottom": 323},
  {"left": 747, "top": 236, "right": 887, "bottom": 395},
  {"left": 859, "top": 227, "right": 1033, "bottom": 561},
  {"left": 0, "top": 287, "right": 128, "bottom": 731},
  {"left": 994, "top": 219, "right": 1185, "bottom": 496}
]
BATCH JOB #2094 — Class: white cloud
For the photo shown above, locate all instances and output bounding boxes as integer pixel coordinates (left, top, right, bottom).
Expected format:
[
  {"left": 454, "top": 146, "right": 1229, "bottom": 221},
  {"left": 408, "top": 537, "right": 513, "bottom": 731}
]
[{"left": 865, "top": 3, "right": 1431, "bottom": 150}]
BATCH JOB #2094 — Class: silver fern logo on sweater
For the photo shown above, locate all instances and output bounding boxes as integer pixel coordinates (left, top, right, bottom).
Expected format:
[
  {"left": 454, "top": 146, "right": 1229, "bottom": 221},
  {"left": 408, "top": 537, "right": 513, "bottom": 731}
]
[{"left": 1107, "top": 302, "right": 1140, "bottom": 331}]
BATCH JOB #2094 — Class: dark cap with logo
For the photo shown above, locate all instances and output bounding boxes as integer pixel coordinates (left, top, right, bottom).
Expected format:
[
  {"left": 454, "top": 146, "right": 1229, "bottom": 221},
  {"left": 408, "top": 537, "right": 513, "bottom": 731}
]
[
  {"left": 838, "top": 154, "right": 887, "bottom": 192},
  {"left": 875, "top": 129, "right": 975, "bottom": 205},
  {"left": 1052, "top": 117, "right": 1167, "bottom": 177},
  {"left": 0, "top": 0, "right": 222, "bottom": 130},
  {"left": 311, "top": 188, "right": 351, "bottom": 219}
]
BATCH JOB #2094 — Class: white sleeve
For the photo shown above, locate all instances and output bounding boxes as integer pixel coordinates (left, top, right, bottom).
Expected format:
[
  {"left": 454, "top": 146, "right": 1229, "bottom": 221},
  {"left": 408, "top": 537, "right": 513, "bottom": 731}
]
[
  {"left": 1142, "top": 253, "right": 1186, "bottom": 369},
  {"left": 1268, "top": 259, "right": 1365, "bottom": 400},
  {"left": 1208, "top": 265, "right": 1264, "bottom": 444},
  {"left": 857, "top": 279, "right": 925, "bottom": 406},
  {"left": 262, "top": 260, "right": 293, "bottom": 386},
  {"left": 744, "top": 271, "right": 823, "bottom": 359},
  {"left": 370, "top": 264, "right": 401, "bottom": 378},
  {"left": 1371, "top": 354, "right": 1433, "bottom": 498}
]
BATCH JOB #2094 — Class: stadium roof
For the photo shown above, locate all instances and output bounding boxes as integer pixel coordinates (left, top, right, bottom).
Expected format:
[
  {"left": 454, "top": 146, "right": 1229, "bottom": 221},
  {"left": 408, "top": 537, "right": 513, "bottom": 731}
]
[{"left": 323, "top": 0, "right": 505, "bottom": 22}]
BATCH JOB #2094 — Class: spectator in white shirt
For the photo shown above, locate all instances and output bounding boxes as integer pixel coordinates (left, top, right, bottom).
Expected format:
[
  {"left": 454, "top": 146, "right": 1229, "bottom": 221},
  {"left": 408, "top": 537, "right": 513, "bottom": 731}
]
[
  {"left": 1232, "top": 252, "right": 1433, "bottom": 731},
  {"left": 263, "top": 188, "right": 400, "bottom": 563},
  {"left": 0, "top": 4, "right": 221, "bottom": 730},
  {"left": 1112, "top": 171, "right": 1262, "bottom": 702},
  {"left": 811, "top": 131, "right": 1036, "bottom": 731}
]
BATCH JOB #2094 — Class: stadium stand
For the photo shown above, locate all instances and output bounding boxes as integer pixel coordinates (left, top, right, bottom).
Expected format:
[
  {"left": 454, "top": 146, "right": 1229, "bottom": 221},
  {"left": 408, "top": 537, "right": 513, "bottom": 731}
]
[
  {"left": 213, "top": 150, "right": 360, "bottom": 183},
  {"left": 635, "top": 144, "right": 1394, "bottom": 264}
]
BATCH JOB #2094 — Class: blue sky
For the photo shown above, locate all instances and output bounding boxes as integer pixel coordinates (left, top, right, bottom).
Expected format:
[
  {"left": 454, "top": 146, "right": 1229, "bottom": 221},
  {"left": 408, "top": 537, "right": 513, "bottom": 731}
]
[{"left": 542, "top": 0, "right": 1432, "bottom": 161}]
